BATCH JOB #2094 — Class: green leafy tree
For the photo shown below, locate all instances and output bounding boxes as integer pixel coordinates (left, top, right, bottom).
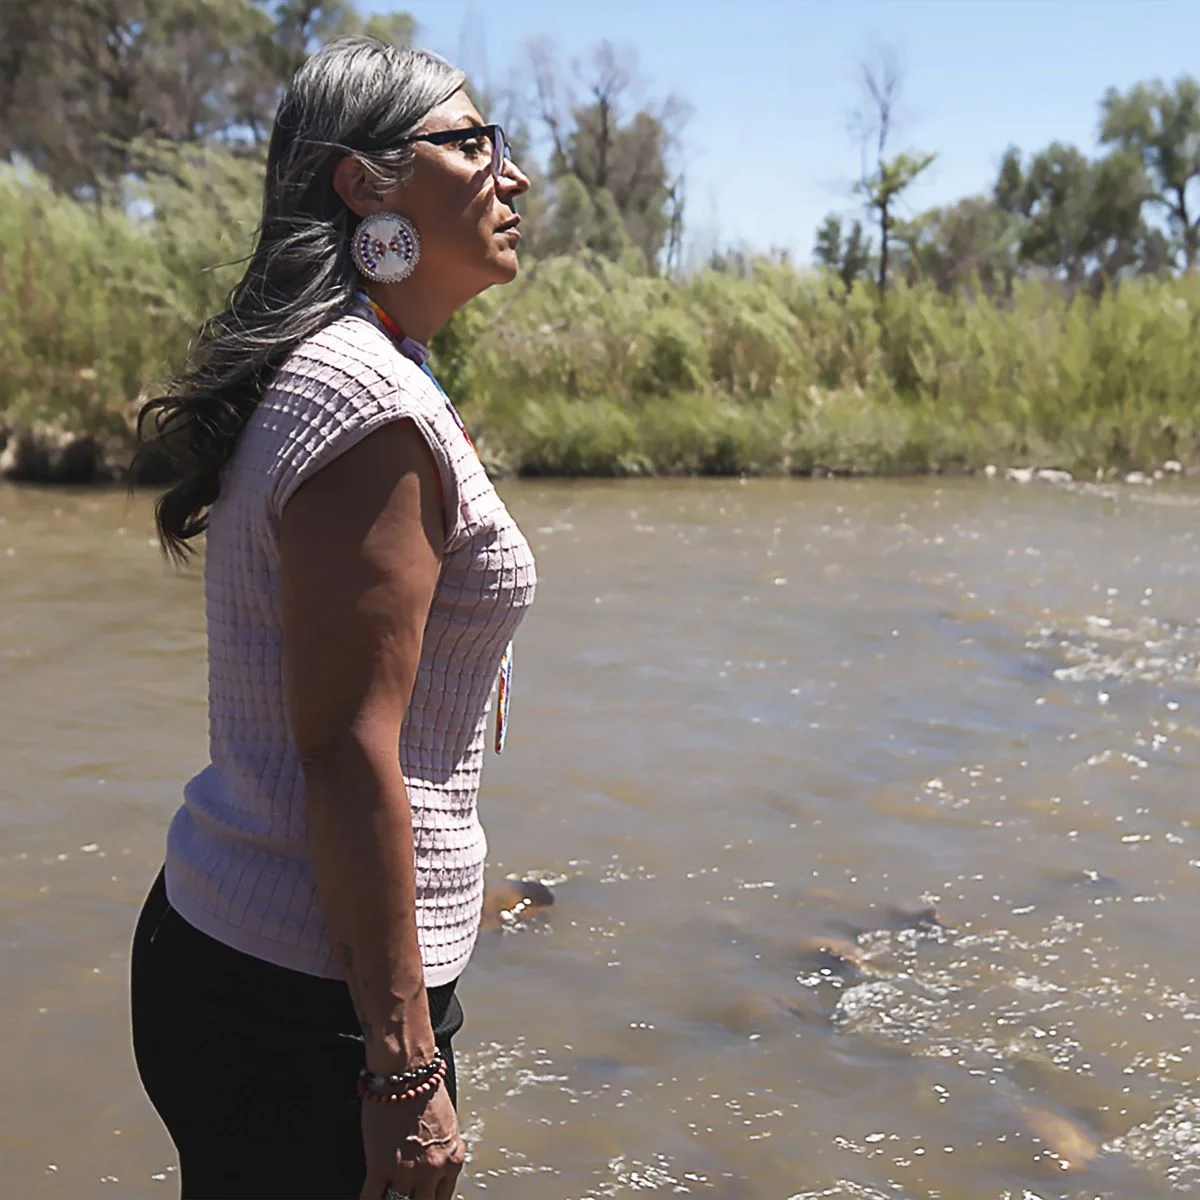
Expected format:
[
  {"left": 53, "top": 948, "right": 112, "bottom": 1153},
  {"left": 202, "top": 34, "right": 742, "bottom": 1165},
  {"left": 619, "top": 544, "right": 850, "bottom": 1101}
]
[
  {"left": 0, "top": 0, "right": 415, "bottom": 191},
  {"left": 536, "top": 174, "right": 637, "bottom": 262},
  {"left": 247, "top": 2, "right": 415, "bottom": 138},
  {"left": 0, "top": 0, "right": 271, "bottom": 191},
  {"left": 995, "top": 142, "right": 1152, "bottom": 289},
  {"left": 893, "top": 196, "right": 1018, "bottom": 295},
  {"left": 1088, "top": 148, "right": 1160, "bottom": 282},
  {"left": 857, "top": 150, "right": 936, "bottom": 292},
  {"left": 523, "top": 38, "right": 688, "bottom": 271},
  {"left": 996, "top": 142, "right": 1096, "bottom": 283},
  {"left": 813, "top": 214, "right": 872, "bottom": 289},
  {"left": 1100, "top": 76, "right": 1200, "bottom": 271}
]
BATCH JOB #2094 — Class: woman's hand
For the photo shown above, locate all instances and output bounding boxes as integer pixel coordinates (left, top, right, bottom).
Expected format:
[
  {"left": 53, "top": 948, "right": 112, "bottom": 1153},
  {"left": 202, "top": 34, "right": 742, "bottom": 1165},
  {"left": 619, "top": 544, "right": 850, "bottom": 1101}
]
[{"left": 360, "top": 1087, "right": 466, "bottom": 1200}]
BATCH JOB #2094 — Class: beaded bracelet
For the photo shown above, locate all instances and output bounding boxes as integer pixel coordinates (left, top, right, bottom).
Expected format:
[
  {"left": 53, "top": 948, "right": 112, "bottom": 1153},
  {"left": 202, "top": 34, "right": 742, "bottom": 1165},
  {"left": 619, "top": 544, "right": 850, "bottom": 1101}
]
[
  {"left": 357, "top": 1060, "right": 447, "bottom": 1104},
  {"left": 359, "top": 1048, "right": 446, "bottom": 1093}
]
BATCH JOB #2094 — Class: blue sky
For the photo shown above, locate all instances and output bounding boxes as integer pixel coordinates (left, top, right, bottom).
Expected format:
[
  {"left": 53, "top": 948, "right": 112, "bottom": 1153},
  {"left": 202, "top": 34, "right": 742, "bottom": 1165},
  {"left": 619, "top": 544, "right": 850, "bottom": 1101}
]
[{"left": 364, "top": 0, "right": 1200, "bottom": 263}]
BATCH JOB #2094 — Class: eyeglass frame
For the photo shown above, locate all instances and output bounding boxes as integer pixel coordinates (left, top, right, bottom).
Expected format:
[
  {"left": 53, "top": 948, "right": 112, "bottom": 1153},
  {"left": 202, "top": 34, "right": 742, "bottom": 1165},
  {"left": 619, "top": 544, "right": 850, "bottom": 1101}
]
[{"left": 397, "top": 123, "right": 512, "bottom": 180}]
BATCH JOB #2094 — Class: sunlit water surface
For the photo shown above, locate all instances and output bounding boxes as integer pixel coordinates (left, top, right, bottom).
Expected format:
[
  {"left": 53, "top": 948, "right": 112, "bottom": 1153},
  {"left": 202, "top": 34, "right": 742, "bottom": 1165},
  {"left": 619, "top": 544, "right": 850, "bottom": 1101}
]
[{"left": 2, "top": 475, "right": 1199, "bottom": 1198}]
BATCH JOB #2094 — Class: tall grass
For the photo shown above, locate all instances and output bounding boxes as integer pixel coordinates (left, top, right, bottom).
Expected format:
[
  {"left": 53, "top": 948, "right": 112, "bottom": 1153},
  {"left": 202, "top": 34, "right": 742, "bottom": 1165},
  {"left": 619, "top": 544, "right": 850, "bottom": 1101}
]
[
  {"left": 0, "top": 154, "right": 259, "bottom": 458},
  {"left": 3, "top": 160, "right": 1200, "bottom": 480}
]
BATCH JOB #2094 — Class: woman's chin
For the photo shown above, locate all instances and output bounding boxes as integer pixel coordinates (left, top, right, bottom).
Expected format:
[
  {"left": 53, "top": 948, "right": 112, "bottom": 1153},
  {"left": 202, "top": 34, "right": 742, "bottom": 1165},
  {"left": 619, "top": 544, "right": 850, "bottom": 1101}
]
[{"left": 489, "top": 249, "right": 521, "bottom": 282}]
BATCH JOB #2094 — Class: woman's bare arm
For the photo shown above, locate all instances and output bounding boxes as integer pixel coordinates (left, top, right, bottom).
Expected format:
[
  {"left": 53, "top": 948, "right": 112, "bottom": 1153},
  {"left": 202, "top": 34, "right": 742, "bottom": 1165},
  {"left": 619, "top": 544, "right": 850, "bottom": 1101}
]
[{"left": 280, "top": 418, "right": 445, "bottom": 1072}]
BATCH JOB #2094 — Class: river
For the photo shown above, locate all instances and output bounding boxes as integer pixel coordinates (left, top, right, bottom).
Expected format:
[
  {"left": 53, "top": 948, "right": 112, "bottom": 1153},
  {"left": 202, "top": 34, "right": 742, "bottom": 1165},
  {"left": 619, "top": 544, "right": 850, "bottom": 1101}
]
[{"left": 1, "top": 475, "right": 1198, "bottom": 1199}]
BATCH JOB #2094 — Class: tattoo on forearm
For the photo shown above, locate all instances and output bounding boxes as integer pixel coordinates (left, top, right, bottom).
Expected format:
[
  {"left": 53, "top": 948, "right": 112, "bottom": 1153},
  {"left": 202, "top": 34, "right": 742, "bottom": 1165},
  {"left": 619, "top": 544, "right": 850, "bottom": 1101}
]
[{"left": 336, "top": 943, "right": 375, "bottom": 1044}]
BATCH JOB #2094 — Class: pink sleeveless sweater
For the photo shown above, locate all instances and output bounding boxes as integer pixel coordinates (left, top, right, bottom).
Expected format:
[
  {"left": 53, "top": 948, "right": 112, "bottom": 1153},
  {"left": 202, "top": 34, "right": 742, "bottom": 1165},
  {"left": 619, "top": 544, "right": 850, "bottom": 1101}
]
[{"left": 163, "top": 313, "right": 536, "bottom": 986}]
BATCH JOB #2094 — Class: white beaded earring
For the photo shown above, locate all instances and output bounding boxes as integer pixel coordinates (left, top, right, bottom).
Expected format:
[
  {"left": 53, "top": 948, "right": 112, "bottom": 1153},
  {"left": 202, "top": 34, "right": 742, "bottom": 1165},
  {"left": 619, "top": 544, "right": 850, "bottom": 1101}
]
[{"left": 351, "top": 212, "right": 421, "bottom": 283}]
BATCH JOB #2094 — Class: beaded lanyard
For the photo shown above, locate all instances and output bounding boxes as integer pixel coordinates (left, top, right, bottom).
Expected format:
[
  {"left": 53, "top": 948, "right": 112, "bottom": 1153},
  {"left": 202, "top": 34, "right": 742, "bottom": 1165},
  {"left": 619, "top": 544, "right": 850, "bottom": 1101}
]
[{"left": 353, "top": 291, "right": 513, "bottom": 754}]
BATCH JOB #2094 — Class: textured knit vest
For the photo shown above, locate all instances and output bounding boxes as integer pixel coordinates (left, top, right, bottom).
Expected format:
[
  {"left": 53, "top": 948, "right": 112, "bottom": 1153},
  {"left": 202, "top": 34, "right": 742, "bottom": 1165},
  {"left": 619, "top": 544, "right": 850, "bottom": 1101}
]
[{"left": 163, "top": 313, "right": 536, "bottom": 985}]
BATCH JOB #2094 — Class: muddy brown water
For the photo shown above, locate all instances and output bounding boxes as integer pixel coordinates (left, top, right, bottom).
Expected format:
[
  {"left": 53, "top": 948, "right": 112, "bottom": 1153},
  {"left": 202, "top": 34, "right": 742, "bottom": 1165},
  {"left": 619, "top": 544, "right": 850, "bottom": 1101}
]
[{"left": 2, "top": 475, "right": 1199, "bottom": 1199}]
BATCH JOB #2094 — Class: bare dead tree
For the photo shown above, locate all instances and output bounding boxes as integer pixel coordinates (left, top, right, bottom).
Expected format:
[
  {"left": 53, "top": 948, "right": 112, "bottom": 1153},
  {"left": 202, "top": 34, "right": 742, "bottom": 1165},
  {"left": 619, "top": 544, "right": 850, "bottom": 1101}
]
[
  {"left": 853, "top": 46, "right": 901, "bottom": 291},
  {"left": 526, "top": 36, "right": 569, "bottom": 167},
  {"left": 849, "top": 44, "right": 934, "bottom": 292},
  {"left": 664, "top": 171, "right": 686, "bottom": 276},
  {"left": 582, "top": 40, "right": 634, "bottom": 189}
]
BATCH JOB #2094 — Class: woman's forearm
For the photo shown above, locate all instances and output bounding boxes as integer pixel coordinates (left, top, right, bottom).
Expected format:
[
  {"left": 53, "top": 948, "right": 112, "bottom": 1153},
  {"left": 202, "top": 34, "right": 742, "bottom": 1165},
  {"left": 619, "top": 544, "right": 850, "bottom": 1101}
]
[{"left": 304, "top": 737, "right": 435, "bottom": 1072}]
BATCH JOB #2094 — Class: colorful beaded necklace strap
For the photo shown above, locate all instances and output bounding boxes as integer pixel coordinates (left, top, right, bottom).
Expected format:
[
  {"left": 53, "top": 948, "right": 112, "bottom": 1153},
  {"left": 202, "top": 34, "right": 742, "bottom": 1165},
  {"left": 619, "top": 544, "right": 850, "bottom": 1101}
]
[{"left": 354, "top": 292, "right": 476, "bottom": 453}]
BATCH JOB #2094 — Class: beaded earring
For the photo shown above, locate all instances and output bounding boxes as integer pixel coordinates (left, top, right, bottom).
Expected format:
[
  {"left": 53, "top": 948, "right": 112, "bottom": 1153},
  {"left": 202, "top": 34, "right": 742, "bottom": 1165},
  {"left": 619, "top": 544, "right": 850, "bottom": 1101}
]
[{"left": 351, "top": 212, "right": 421, "bottom": 283}]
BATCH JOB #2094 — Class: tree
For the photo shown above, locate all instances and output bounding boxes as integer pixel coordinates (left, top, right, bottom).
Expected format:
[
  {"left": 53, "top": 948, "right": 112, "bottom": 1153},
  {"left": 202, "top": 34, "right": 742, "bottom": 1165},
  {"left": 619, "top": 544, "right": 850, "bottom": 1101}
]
[
  {"left": 535, "top": 175, "right": 636, "bottom": 261},
  {"left": 0, "top": 0, "right": 415, "bottom": 192},
  {"left": 521, "top": 37, "right": 689, "bottom": 270},
  {"left": 995, "top": 142, "right": 1152, "bottom": 289},
  {"left": 849, "top": 47, "right": 935, "bottom": 292},
  {"left": 662, "top": 175, "right": 686, "bottom": 276},
  {"left": 1101, "top": 77, "right": 1200, "bottom": 271},
  {"left": 813, "top": 214, "right": 872, "bottom": 289},
  {"left": 0, "top": 0, "right": 272, "bottom": 192},
  {"left": 247, "top": 2, "right": 416, "bottom": 139},
  {"left": 814, "top": 215, "right": 843, "bottom": 272},
  {"left": 997, "top": 142, "right": 1095, "bottom": 284},
  {"left": 893, "top": 196, "right": 1018, "bottom": 295},
  {"left": 1087, "top": 148, "right": 1159, "bottom": 283}
]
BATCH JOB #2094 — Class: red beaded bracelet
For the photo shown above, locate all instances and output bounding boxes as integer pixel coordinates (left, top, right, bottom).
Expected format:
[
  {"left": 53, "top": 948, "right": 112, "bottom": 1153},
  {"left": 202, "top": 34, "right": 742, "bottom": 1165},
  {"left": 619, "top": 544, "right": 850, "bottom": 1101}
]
[{"left": 357, "top": 1061, "right": 447, "bottom": 1104}]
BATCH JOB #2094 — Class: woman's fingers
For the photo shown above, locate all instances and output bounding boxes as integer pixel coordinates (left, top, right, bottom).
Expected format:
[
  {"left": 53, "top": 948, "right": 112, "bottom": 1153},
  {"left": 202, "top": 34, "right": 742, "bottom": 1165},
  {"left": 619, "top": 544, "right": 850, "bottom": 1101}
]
[
  {"left": 361, "top": 1090, "right": 464, "bottom": 1199},
  {"left": 437, "top": 1143, "right": 466, "bottom": 1199},
  {"left": 381, "top": 1163, "right": 417, "bottom": 1200},
  {"left": 410, "top": 1165, "right": 441, "bottom": 1200},
  {"left": 412, "top": 1149, "right": 464, "bottom": 1200}
]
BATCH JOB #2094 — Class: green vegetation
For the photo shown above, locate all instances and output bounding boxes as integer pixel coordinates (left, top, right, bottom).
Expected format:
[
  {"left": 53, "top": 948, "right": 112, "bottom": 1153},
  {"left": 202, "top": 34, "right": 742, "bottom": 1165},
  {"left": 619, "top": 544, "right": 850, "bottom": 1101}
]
[
  {"left": 0, "top": 151, "right": 259, "bottom": 460},
  {"left": 4, "top": 158, "right": 1199, "bottom": 481},
  {"left": 453, "top": 258, "right": 1200, "bottom": 477},
  {"left": 2, "top": 2, "right": 1200, "bottom": 481}
]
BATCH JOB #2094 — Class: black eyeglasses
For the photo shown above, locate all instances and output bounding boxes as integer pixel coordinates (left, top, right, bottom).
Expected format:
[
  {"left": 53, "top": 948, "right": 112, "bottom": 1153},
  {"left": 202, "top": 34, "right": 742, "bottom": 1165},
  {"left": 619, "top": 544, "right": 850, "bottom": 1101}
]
[{"left": 399, "top": 123, "right": 511, "bottom": 180}]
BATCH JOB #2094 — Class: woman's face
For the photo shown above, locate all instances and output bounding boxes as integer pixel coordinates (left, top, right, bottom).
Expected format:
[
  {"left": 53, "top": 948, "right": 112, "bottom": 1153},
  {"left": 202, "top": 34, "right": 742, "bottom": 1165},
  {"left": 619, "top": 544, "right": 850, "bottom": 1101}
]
[{"left": 393, "top": 88, "right": 530, "bottom": 293}]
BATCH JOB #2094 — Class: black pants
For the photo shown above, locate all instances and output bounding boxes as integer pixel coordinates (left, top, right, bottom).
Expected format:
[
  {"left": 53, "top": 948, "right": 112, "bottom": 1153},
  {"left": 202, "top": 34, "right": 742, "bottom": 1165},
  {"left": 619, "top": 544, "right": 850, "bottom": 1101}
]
[{"left": 130, "top": 869, "right": 464, "bottom": 1200}]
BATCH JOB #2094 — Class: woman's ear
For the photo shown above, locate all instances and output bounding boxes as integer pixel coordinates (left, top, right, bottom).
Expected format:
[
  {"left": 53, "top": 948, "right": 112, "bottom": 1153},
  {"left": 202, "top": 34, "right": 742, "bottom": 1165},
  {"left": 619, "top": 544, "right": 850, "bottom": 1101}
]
[{"left": 331, "top": 156, "right": 384, "bottom": 218}]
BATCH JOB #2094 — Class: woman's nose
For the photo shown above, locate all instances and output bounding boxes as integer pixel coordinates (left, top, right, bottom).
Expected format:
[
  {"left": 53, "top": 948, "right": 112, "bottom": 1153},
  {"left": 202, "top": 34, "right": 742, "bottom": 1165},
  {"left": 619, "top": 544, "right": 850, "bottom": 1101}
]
[{"left": 498, "top": 159, "right": 531, "bottom": 197}]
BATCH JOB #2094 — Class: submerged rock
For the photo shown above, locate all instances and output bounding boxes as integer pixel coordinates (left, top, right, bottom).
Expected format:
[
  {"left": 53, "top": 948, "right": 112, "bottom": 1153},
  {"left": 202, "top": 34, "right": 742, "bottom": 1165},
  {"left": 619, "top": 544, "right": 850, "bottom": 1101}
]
[
  {"left": 479, "top": 876, "right": 555, "bottom": 933},
  {"left": 1019, "top": 1105, "right": 1100, "bottom": 1170},
  {"left": 795, "top": 934, "right": 891, "bottom": 982},
  {"left": 823, "top": 901, "right": 951, "bottom": 944},
  {"left": 881, "top": 903, "right": 949, "bottom": 933},
  {"left": 716, "top": 992, "right": 814, "bottom": 1033}
]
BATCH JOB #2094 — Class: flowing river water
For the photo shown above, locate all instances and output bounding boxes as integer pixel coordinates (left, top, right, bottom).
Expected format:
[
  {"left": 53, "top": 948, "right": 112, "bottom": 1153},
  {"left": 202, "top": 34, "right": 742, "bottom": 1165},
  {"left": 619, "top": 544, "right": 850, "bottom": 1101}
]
[{"left": 2, "top": 475, "right": 1199, "bottom": 1199}]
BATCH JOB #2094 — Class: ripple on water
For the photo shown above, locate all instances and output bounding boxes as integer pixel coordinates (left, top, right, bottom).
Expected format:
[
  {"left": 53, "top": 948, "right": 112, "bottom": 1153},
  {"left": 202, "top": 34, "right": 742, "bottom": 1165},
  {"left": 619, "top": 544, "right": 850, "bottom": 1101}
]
[
  {"left": 787, "top": 1183, "right": 903, "bottom": 1199},
  {"left": 1109, "top": 1098, "right": 1200, "bottom": 1191},
  {"left": 1028, "top": 615, "right": 1200, "bottom": 687},
  {"left": 582, "top": 1154, "right": 718, "bottom": 1196},
  {"left": 797, "top": 906, "right": 1199, "bottom": 1193}
]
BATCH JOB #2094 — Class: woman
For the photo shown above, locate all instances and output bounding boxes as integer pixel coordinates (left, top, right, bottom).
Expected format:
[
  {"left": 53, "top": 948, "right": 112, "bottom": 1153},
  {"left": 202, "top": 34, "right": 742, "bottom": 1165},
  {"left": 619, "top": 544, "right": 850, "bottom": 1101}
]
[{"left": 130, "top": 36, "right": 535, "bottom": 1200}]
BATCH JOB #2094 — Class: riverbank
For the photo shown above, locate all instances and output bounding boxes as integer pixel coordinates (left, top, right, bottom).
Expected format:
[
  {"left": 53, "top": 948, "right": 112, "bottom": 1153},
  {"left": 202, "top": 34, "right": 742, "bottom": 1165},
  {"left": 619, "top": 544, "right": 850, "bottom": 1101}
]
[
  {"left": 0, "top": 415, "right": 1194, "bottom": 487},
  {"left": 4, "top": 164, "right": 1200, "bottom": 485}
]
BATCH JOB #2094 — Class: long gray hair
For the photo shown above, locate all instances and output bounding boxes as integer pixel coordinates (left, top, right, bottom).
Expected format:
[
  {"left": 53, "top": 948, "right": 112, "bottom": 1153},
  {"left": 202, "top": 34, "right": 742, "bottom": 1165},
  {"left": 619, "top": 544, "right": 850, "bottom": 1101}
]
[{"left": 136, "top": 36, "right": 465, "bottom": 560}]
